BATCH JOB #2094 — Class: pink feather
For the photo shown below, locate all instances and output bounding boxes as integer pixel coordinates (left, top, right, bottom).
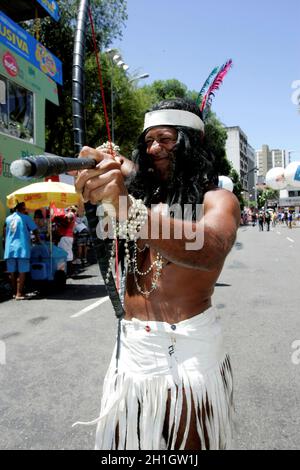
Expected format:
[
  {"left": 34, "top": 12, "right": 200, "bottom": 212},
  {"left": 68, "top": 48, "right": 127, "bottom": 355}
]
[{"left": 200, "top": 59, "right": 233, "bottom": 113}]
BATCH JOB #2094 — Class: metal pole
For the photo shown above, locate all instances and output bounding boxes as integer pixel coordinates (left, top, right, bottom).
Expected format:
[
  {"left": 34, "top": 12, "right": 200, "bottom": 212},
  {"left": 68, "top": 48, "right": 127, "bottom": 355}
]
[
  {"left": 111, "top": 64, "right": 114, "bottom": 142},
  {"left": 72, "top": 0, "right": 124, "bottom": 322},
  {"left": 254, "top": 184, "right": 258, "bottom": 208},
  {"left": 72, "top": 0, "right": 89, "bottom": 155}
]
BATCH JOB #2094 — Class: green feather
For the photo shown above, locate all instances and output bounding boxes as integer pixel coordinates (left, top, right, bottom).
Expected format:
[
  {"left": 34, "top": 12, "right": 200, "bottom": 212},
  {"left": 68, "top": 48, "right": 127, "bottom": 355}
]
[{"left": 196, "top": 66, "right": 219, "bottom": 107}]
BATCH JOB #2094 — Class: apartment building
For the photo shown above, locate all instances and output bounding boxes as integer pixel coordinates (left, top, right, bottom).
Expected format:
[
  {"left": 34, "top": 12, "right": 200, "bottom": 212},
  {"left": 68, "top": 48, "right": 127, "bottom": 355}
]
[
  {"left": 256, "top": 145, "right": 287, "bottom": 178},
  {"left": 225, "top": 126, "right": 256, "bottom": 198}
]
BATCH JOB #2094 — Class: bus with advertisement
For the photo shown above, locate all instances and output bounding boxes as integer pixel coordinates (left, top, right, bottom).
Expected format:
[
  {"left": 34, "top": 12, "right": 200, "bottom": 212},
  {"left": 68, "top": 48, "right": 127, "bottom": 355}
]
[{"left": 0, "top": 0, "right": 62, "bottom": 260}]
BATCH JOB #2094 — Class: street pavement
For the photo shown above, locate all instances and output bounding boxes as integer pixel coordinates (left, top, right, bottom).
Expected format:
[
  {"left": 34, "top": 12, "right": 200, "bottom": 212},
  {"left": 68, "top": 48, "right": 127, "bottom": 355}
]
[
  {"left": 215, "top": 222, "right": 300, "bottom": 450},
  {"left": 0, "top": 222, "right": 300, "bottom": 450}
]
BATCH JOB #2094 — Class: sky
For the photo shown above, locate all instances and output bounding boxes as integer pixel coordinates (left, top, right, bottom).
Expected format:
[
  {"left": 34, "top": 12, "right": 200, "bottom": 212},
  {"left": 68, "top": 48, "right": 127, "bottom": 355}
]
[{"left": 111, "top": 0, "right": 300, "bottom": 159}]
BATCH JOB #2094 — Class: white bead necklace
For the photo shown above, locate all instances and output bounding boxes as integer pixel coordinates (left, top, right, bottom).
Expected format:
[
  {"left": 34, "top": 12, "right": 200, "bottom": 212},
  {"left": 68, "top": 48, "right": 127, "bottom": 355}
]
[
  {"left": 104, "top": 195, "right": 164, "bottom": 297},
  {"left": 132, "top": 242, "right": 164, "bottom": 297}
]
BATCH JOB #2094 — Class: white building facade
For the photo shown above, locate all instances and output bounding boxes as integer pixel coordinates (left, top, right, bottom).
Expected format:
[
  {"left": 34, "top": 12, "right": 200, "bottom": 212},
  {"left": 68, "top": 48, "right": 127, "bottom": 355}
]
[
  {"left": 225, "top": 126, "right": 257, "bottom": 200},
  {"left": 256, "top": 145, "right": 288, "bottom": 178}
]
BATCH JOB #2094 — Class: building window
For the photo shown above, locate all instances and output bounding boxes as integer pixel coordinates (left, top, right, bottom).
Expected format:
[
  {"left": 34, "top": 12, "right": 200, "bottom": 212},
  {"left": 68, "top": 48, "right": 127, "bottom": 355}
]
[{"left": 0, "top": 74, "right": 34, "bottom": 142}]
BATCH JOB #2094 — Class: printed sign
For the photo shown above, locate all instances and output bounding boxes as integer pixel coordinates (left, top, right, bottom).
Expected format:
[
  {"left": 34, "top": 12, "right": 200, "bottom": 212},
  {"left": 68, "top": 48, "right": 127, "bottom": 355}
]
[
  {"left": 2, "top": 50, "right": 18, "bottom": 76},
  {"left": 294, "top": 165, "right": 300, "bottom": 182},
  {"left": 279, "top": 197, "right": 300, "bottom": 206},
  {"left": 0, "top": 10, "right": 63, "bottom": 85},
  {"left": 36, "top": 0, "right": 60, "bottom": 22}
]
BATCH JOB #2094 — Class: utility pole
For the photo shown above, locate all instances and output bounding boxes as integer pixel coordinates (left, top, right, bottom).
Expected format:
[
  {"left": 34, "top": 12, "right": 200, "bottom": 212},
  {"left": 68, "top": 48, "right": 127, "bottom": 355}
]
[{"left": 105, "top": 49, "right": 129, "bottom": 142}]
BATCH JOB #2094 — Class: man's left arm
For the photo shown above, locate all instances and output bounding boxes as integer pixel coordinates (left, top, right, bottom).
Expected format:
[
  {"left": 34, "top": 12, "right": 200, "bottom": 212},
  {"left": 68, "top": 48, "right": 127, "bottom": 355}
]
[
  {"left": 143, "top": 189, "right": 241, "bottom": 271},
  {"left": 74, "top": 155, "right": 240, "bottom": 271}
]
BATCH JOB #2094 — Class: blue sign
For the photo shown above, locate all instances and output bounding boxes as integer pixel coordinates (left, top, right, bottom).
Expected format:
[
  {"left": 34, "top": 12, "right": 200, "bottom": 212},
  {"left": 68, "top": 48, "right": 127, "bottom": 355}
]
[
  {"left": 294, "top": 165, "right": 300, "bottom": 182},
  {"left": 36, "top": 0, "right": 60, "bottom": 22},
  {"left": 0, "top": 10, "right": 63, "bottom": 85}
]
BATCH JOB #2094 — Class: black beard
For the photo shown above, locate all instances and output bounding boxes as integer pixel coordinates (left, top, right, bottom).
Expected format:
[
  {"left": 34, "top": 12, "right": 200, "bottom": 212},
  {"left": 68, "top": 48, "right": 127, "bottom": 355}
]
[
  {"left": 148, "top": 181, "right": 170, "bottom": 204},
  {"left": 152, "top": 149, "right": 175, "bottom": 178},
  {"left": 148, "top": 150, "right": 176, "bottom": 203}
]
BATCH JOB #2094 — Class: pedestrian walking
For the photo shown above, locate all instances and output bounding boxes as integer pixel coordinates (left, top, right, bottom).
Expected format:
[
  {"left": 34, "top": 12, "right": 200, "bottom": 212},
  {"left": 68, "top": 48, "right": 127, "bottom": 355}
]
[
  {"left": 53, "top": 207, "right": 76, "bottom": 276},
  {"left": 258, "top": 211, "right": 264, "bottom": 231},
  {"left": 73, "top": 210, "right": 90, "bottom": 266},
  {"left": 265, "top": 211, "right": 271, "bottom": 231}
]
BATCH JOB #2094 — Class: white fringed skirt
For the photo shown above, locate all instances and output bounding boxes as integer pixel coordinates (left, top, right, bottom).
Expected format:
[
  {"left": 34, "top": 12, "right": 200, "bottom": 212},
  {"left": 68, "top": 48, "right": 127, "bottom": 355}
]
[{"left": 76, "top": 306, "right": 234, "bottom": 450}]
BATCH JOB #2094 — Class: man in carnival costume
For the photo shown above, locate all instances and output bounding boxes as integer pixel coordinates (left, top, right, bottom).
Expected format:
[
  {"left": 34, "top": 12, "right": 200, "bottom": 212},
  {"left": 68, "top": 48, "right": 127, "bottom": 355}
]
[{"left": 74, "top": 91, "right": 240, "bottom": 450}]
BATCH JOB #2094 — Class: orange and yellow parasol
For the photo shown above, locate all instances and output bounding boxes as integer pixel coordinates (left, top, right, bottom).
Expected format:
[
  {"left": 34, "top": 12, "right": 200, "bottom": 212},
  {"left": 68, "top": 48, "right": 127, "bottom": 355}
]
[{"left": 6, "top": 181, "right": 81, "bottom": 210}]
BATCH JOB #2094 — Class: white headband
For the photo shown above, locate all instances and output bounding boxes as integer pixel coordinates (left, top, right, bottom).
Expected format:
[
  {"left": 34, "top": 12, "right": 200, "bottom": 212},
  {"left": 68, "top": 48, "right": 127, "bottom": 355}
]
[{"left": 143, "top": 109, "right": 204, "bottom": 132}]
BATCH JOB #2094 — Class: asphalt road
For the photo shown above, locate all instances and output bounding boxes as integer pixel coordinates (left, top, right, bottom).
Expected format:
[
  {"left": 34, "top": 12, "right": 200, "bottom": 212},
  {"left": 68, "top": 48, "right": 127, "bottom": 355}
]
[
  {"left": 215, "top": 222, "right": 300, "bottom": 450},
  {"left": 0, "top": 222, "right": 299, "bottom": 450}
]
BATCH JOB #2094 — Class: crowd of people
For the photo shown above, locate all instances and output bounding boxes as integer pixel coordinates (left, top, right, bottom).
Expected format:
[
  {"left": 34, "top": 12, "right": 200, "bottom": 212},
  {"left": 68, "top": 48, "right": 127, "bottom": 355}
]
[
  {"left": 2, "top": 202, "right": 91, "bottom": 299},
  {"left": 241, "top": 209, "right": 298, "bottom": 230}
]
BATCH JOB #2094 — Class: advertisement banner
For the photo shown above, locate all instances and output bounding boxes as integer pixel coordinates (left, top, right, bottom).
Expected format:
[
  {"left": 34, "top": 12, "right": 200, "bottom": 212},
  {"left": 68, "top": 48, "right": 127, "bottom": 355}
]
[
  {"left": 0, "top": 43, "right": 59, "bottom": 107},
  {"left": 36, "top": 0, "right": 60, "bottom": 21},
  {"left": 279, "top": 197, "right": 300, "bottom": 206},
  {"left": 0, "top": 10, "right": 63, "bottom": 85}
]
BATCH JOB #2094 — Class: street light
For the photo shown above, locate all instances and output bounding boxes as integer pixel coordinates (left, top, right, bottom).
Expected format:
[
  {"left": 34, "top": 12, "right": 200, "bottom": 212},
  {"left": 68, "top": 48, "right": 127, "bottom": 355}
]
[
  {"left": 105, "top": 49, "right": 150, "bottom": 141},
  {"left": 105, "top": 49, "right": 129, "bottom": 141},
  {"left": 128, "top": 73, "right": 150, "bottom": 83},
  {"left": 287, "top": 150, "right": 300, "bottom": 165},
  {"left": 245, "top": 166, "right": 258, "bottom": 205}
]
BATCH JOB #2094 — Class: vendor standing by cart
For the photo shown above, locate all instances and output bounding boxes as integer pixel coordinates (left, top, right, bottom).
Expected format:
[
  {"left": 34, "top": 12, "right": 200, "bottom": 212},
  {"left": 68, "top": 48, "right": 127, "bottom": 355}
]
[{"left": 4, "top": 202, "right": 40, "bottom": 299}]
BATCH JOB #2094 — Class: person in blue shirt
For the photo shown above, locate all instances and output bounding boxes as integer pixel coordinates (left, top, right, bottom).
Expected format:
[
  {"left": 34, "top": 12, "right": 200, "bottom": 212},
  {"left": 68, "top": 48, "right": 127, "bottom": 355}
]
[{"left": 4, "top": 202, "right": 40, "bottom": 300}]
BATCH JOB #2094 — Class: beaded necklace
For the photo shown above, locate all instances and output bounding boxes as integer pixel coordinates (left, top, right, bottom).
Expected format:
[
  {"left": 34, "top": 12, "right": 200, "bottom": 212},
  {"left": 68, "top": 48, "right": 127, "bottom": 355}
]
[
  {"left": 104, "top": 195, "right": 164, "bottom": 297},
  {"left": 132, "top": 242, "right": 164, "bottom": 297}
]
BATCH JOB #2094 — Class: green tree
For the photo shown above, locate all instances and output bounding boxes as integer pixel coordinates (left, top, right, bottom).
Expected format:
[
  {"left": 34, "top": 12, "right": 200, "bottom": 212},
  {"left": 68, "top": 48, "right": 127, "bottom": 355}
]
[
  {"left": 204, "top": 111, "right": 232, "bottom": 177},
  {"left": 247, "top": 200, "right": 257, "bottom": 209},
  {"left": 84, "top": 54, "right": 153, "bottom": 155},
  {"left": 22, "top": 4, "right": 237, "bottom": 174},
  {"left": 23, "top": 0, "right": 128, "bottom": 156},
  {"left": 257, "top": 188, "right": 279, "bottom": 209},
  {"left": 230, "top": 168, "right": 244, "bottom": 209},
  {"left": 142, "top": 79, "right": 188, "bottom": 102}
]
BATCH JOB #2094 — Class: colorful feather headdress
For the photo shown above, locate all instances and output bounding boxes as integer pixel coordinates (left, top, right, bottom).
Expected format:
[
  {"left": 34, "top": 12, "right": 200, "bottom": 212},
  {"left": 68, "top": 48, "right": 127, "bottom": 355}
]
[
  {"left": 142, "top": 59, "right": 233, "bottom": 134},
  {"left": 198, "top": 59, "right": 233, "bottom": 120}
]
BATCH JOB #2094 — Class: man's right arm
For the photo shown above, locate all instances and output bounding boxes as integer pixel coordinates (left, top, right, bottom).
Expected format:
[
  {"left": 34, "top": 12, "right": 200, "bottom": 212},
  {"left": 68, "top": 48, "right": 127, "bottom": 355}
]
[{"left": 80, "top": 146, "right": 137, "bottom": 180}]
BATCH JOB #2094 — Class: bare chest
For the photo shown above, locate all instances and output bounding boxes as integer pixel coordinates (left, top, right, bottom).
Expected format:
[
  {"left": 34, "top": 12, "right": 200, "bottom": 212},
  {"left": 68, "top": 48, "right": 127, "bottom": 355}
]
[{"left": 124, "top": 246, "right": 220, "bottom": 322}]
